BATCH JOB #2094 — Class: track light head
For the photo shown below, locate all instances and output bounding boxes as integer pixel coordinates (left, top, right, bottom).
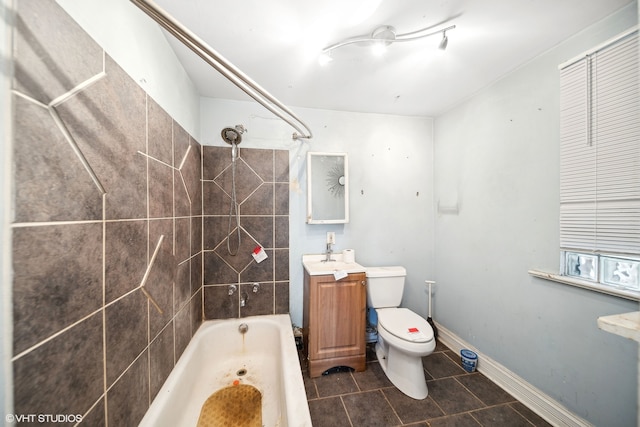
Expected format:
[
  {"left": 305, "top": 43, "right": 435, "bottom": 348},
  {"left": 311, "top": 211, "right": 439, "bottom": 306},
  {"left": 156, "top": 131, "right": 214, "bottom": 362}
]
[
  {"left": 318, "top": 51, "right": 333, "bottom": 66},
  {"left": 370, "top": 25, "right": 396, "bottom": 56},
  {"left": 438, "top": 31, "right": 449, "bottom": 50}
]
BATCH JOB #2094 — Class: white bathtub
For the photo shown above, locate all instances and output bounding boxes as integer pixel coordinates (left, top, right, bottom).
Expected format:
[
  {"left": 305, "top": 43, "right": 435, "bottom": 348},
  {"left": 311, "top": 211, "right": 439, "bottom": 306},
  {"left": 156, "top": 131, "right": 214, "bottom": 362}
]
[{"left": 139, "top": 314, "right": 312, "bottom": 427}]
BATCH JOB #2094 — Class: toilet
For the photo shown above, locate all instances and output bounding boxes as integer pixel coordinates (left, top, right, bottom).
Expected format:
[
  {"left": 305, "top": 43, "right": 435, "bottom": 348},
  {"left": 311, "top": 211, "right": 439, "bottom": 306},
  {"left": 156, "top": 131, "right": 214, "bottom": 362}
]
[{"left": 366, "top": 266, "right": 435, "bottom": 400}]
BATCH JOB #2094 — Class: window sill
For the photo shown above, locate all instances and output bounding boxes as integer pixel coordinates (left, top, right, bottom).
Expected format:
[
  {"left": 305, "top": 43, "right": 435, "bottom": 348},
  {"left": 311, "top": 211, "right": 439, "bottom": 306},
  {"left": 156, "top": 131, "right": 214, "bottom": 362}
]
[{"left": 528, "top": 269, "right": 640, "bottom": 302}]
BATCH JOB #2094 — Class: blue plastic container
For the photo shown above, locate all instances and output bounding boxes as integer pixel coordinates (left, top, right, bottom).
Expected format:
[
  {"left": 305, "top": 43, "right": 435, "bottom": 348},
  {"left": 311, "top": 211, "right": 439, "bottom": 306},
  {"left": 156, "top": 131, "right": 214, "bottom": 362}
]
[{"left": 460, "top": 349, "right": 478, "bottom": 372}]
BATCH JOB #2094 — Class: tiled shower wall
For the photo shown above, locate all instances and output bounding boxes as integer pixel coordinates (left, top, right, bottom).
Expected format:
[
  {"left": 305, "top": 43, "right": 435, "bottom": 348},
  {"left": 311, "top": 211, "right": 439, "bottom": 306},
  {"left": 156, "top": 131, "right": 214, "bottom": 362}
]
[
  {"left": 202, "top": 146, "right": 290, "bottom": 318},
  {"left": 11, "top": 1, "right": 291, "bottom": 424},
  {"left": 11, "top": 1, "right": 203, "bottom": 425}
]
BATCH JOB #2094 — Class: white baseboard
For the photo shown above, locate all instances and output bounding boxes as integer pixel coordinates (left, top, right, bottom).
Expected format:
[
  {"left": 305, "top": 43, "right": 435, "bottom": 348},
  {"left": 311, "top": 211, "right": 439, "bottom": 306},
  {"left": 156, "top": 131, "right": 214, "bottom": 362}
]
[{"left": 435, "top": 322, "right": 593, "bottom": 427}]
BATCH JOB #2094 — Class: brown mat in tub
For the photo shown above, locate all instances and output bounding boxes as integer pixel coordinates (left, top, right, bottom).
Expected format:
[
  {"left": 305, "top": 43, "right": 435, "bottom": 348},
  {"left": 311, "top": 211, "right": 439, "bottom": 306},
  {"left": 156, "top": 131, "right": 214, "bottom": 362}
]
[{"left": 197, "top": 384, "right": 262, "bottom": 427}]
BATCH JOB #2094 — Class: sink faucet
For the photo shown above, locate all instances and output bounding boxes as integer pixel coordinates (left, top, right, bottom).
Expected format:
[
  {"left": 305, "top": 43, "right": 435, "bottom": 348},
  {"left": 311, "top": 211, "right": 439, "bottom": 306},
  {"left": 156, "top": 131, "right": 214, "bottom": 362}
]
[{"left": 323, "top": 242, "right": 334, "bottom": 262}]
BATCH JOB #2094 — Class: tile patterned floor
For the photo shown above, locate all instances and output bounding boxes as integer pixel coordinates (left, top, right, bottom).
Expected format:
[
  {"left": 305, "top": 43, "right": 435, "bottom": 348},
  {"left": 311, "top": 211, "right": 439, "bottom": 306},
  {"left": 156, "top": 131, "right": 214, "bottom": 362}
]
[{"left": 301, "top": 341, "right": 553, "bottom": 427}]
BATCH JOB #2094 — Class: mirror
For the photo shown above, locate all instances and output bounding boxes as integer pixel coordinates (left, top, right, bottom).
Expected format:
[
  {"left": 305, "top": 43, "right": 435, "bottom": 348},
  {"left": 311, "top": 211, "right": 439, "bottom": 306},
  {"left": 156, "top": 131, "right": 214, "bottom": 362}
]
[{"left": 307, "top": 152, "right": 349, "bottom": 224}]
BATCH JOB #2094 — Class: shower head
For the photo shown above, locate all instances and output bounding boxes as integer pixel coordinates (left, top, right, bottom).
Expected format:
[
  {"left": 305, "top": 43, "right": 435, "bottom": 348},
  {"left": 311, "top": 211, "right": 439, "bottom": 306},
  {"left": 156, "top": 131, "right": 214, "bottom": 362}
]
[{"left": 221, "top": 124, "right": 246, "bottom": 145}]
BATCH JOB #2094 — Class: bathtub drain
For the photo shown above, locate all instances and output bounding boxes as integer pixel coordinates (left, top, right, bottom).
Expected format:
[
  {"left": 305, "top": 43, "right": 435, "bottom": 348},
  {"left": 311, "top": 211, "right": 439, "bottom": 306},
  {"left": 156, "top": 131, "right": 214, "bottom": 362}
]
[{"left": 236, "top": 368, "right": 247, "bottom": 376}]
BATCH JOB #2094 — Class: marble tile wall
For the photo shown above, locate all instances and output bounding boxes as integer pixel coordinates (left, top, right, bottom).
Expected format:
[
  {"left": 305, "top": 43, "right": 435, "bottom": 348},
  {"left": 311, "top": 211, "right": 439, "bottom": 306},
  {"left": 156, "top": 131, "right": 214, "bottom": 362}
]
[
  {"left": 11, "top": 1, "right": 203, "bottom": 425},
  {"left": 202, "top": 146, "right": 291, "bottom": 319}
]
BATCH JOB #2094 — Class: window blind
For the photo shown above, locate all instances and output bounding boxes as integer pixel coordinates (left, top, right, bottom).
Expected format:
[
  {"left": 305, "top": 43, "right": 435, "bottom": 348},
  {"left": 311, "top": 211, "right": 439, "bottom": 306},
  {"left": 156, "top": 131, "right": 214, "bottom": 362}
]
[{"left": 559, "top": 29, "right": 640, "bottom": 256}]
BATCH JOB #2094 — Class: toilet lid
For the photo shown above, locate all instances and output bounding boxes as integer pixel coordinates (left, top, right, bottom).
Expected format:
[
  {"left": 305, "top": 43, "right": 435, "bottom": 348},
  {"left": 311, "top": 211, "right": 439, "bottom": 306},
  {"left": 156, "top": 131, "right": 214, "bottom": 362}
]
[{"left": 377, "top": 308, "right": 434, "bottom": 343}]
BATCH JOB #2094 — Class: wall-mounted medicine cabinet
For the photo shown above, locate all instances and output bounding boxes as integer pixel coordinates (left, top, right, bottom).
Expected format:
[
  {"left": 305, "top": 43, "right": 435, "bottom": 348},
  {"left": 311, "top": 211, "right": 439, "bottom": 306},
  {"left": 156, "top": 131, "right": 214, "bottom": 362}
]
[{"left": 307, "top": 152, "right": 349, "bottom": 224}]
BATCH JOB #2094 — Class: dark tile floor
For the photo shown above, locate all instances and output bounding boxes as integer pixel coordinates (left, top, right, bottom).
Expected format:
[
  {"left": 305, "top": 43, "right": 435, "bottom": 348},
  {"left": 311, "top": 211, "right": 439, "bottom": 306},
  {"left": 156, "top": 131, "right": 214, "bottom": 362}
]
[{"left": 301, "top": 341, "right": 553, "bottom": 427}]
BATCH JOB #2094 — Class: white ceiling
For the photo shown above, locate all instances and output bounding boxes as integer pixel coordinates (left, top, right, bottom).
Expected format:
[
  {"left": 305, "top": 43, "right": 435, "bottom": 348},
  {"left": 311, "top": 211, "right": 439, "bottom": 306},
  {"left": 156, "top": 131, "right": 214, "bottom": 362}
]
[{"left": 153, "top": 0, "right": 634, "bottom": 117}]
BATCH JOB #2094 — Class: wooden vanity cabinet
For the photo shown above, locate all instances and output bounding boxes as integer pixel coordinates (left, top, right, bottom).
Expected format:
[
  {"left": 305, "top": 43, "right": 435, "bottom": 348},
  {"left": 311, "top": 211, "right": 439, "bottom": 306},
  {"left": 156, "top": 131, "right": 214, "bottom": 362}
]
[{"left": 303, "top": 271, "right": 366, "bottom": 378}]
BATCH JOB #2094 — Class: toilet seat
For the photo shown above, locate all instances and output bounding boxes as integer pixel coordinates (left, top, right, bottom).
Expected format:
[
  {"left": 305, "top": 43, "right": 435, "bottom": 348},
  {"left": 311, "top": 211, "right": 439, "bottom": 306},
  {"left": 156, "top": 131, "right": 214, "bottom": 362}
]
[{"left": 377, "top": 308, "right": 433, "bottom": 343}]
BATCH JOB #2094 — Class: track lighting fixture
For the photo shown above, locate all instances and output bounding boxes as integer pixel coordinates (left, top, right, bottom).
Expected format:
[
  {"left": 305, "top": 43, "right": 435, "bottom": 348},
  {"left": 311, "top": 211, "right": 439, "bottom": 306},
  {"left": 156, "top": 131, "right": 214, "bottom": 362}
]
[{"left": 319, "top": 24, "right": 455, "bottom": 64}]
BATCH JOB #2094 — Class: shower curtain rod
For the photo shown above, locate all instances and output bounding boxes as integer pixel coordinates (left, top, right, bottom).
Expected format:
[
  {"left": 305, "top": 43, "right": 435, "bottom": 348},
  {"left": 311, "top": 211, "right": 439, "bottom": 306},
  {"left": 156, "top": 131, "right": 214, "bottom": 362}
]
[{"left": 130, "top": 0, "right": 313, "bottom": 141}]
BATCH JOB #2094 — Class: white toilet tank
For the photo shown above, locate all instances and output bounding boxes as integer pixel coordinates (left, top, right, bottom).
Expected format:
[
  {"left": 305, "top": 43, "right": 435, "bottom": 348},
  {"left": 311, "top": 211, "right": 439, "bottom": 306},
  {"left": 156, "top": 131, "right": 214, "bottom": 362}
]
[{"left": 365, "top": 266, "right": 407, "bottom": 308}]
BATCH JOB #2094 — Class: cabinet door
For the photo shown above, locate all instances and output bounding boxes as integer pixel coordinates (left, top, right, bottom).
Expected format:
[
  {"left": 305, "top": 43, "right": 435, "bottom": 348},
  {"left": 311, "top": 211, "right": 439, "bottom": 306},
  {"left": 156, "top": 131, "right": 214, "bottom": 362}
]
[{"left": 309, "top": 273, "right": 365, "bottom": 360}]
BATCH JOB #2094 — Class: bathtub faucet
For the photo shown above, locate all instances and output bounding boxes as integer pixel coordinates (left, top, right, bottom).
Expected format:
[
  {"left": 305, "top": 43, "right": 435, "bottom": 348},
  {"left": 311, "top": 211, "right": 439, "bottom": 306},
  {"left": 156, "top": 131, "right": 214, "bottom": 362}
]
[
  {"left": 238, "top": 323, "right": 248, "bottom": 334},
  {"left": 240, "top": 291, "right": 249, "bottom": 307}
]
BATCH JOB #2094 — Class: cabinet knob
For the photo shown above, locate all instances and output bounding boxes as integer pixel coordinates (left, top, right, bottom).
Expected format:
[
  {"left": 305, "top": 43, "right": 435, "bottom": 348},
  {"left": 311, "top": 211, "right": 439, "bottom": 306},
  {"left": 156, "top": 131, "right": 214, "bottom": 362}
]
[{"left": 361, "top": 281, "right": 365, "bottom": 286}]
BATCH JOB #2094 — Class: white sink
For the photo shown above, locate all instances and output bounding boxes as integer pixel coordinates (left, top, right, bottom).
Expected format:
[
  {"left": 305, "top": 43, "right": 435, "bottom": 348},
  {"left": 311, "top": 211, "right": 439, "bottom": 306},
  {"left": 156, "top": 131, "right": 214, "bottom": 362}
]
[{"left": 302, "top": 254, "right": 366, "bottom": 276}]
